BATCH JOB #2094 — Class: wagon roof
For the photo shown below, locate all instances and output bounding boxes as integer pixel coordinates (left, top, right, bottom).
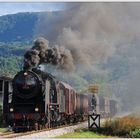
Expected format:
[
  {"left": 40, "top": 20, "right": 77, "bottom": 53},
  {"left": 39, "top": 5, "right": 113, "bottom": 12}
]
[{"left": 60, "top": 81, "right": 75, "bottom": 91}]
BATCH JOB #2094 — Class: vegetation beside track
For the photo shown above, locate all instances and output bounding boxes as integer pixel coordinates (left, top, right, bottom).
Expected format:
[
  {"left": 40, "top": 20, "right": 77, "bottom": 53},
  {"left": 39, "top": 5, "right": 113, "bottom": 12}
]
[
  {"left": 57, "top": 116, "right": 140, "bottom": 138},
  {"left": 95, "top": 116, "right": 140, "bottom": 138},
  {"left": 0, "top": 128, "right": 7, "bottom": 132},
  {"left": 56, "top": 128, "right": 110, "bottom": 138}
]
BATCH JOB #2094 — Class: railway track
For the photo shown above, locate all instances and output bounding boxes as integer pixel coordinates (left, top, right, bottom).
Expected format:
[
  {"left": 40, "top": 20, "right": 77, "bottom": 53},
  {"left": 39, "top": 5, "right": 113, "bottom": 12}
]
[
  {"left": 0, "top": 118, "right": 115, "bottom": 138},
  {"left": 0, "top": 121, "right": 87, "bottom": 138}
]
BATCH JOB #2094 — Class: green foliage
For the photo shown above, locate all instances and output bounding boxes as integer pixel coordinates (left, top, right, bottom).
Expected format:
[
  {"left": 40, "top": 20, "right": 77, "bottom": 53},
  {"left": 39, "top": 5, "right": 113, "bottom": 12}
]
[
  {"left": 0, "top": 42, "right": 32, "bottom": 75},
  {"left": 0, "top": 12, "right": 38, "bottom": 42},
  {"left": 56, "top": 129, "right": 110, "bottom": 138},
  {"left": 0, "top": 15, "right": 15, "bottom": 32},
  {"left": 0, "top": 56, "right": 23, "bottom": 75},
  {"left": 132, "top": 129, "right": 140, "bottom": 138},
  {"left": 0, "top": 128, "right": 7, "bottom": 132}
]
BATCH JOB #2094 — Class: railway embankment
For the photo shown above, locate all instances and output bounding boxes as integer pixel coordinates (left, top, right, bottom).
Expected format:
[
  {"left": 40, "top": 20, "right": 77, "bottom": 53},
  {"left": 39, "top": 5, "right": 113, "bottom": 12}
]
[
  {"left": 1, "top": 115, "right": 140, "bottom": 138},
  {"left": 19, "top": 122, "right": 87, "bottom": 138}
]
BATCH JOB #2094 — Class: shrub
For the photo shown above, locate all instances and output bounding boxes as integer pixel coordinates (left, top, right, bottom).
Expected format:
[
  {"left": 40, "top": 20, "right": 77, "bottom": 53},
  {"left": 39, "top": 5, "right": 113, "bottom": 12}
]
[
  {"left": 132, "top": 129, "right": 140, "bottom": 138},
  {"left": 101, "top": 116, "right": 140, "bottom": 137}
]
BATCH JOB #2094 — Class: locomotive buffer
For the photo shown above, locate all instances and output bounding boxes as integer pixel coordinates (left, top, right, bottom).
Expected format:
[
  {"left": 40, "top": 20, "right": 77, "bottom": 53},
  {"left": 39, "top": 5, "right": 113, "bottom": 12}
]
[{"left": 88, "top": 85, "right": 100, "bottom": 130}]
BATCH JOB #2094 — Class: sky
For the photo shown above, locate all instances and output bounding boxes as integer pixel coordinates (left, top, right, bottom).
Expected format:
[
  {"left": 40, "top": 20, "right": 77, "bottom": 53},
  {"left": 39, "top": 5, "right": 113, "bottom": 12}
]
[{"left": 0, "top": 2, "right": 66, "bottom": 16}]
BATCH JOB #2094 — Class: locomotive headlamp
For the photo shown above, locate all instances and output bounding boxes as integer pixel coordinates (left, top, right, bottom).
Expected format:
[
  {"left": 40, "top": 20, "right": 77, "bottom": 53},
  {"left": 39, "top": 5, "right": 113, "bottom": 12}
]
[
  {"left": 35, "top": 107, "right": 39, "bottom": 112},
  {"left": 24, "top": 72, "right": 28, "bottom": 76},
  {"left": 10, "top": 108, "right": 14, "bottom": 112}
]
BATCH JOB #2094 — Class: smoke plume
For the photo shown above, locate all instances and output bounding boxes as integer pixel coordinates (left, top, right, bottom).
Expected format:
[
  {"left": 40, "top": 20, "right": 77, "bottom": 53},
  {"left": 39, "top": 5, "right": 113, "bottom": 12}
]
[
  {"left": 32, "top": 3, "right": 140, "bottom": 112},
  {"left": 24, "top": 37, "right": 74, "bottom": 71}
]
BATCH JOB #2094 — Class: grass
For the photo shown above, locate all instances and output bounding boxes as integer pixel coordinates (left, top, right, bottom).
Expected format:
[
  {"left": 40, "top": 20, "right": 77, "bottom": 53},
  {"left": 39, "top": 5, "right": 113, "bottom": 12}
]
[
  {"left": 57, "top": 116, "right": 140, "bottom": 138},
  {"left": 0, "top": 128, "right": 7, "bottom": 132},
  {"left": 56, "top": 129, "right": 111, "bottom": 138}
]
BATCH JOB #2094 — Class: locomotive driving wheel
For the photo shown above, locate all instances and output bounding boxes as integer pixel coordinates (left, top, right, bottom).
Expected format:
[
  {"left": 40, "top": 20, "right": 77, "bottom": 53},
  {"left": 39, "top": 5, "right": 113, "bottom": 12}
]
[{"left": 34, "top": 122, "right": 39, "bottom": 131}]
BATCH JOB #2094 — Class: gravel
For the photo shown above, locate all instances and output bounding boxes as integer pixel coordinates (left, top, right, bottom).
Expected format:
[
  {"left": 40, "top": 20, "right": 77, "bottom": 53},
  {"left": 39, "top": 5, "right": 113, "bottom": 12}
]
[{"left": 18, "top": 122, "right": 88, "bottom": 138}]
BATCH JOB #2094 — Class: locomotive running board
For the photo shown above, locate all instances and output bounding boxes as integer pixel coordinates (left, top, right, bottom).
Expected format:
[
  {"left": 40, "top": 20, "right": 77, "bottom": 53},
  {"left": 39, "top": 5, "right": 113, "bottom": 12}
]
[{"left": 88, "top": 114, "right": 100, "bottom": 129}]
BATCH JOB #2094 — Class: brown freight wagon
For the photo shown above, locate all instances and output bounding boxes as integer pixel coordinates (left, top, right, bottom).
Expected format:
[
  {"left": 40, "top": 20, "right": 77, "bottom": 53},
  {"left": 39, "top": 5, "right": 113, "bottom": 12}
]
[
  {"left": 59, "top": 82, "right": 76, "bottom": 115},
  {"left": 59, "top": 82, "right": 89, "bottom": 122}
]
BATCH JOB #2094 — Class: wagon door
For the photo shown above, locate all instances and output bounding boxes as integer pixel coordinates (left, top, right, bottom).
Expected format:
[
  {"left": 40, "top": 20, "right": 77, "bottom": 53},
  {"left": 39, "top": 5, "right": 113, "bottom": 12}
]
[
  {"left": 84, "top": 95, "right": 88, "bottom": 115},
  {"left": 65, "top": 88, "right": 70, "bottom": 115},
  {"left": 59, "top": 87, "right": 65, "bottom": 113},
  {"left": 75, "top": 93, "right": 80, "bottom": 115}
]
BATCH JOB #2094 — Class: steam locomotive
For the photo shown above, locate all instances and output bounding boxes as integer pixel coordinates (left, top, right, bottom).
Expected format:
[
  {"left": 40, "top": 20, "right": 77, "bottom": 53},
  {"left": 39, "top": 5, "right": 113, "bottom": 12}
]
[{"left": 1, "top": 68, "right": 117, "bottom": 132}]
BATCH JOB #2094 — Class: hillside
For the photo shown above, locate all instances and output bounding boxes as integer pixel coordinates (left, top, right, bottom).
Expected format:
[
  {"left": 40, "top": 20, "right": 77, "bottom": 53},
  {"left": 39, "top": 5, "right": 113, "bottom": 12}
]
[
  {"left": 0, "top": 11, "right": 64, "bottom": 43},
  {"left": 0, "top": 11, "right": 62, "bottom": 74},
  {"left": 0, "top": 12, "right": 38, "bottom": 42}
]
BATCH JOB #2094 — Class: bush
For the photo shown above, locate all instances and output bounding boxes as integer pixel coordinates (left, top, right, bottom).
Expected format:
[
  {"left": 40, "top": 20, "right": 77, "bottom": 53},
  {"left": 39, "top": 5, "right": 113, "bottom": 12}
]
[
  {"left": 132, "top": 129, "right": 140, "bottom": 138},
  {"left": 100, "top": 116, "right": 140, "bottom": 137}
]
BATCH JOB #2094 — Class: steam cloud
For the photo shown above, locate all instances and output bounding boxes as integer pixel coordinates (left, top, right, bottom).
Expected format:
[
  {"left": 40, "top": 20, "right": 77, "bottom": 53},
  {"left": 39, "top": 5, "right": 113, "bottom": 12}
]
[{"left": 31, "top": 3, "right": 140, "bottom": 112}]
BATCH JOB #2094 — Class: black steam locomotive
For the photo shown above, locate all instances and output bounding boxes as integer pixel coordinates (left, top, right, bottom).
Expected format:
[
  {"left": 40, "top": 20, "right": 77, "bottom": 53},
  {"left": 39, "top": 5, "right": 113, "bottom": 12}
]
[{"left": 1, "top": 68, "right": 117, "bottom": 131}]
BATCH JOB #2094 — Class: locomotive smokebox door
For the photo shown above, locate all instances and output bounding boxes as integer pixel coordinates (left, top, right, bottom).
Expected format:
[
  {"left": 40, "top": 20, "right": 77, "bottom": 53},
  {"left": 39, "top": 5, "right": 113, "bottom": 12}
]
[{"left": 88, "top": 114, "right": 100, "bottom": 130}]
